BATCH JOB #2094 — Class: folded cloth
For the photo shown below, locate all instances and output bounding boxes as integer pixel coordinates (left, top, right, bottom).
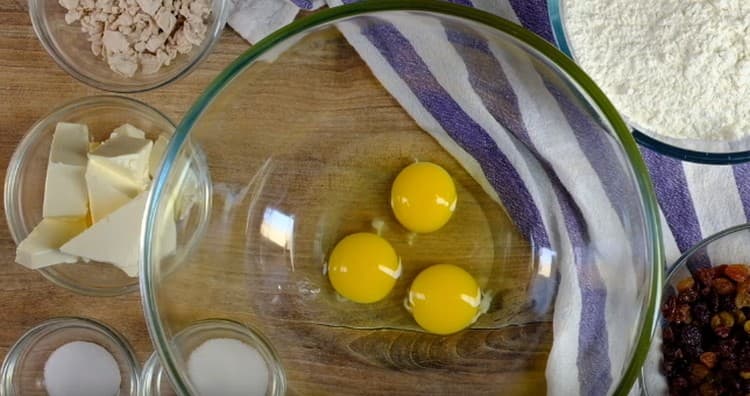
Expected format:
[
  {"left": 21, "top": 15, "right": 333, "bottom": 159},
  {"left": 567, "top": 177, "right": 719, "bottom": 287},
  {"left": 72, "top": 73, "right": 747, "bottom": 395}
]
[{"left": 227, "top": 0, "right": 750, "bottom": 395}]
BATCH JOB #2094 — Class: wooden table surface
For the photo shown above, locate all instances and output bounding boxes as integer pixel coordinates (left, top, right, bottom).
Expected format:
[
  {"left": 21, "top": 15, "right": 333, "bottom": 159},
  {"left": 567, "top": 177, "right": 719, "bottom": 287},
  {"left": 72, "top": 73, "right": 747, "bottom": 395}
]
[{"left": 0, "top": 0, "right": 255, "bottom": 365}]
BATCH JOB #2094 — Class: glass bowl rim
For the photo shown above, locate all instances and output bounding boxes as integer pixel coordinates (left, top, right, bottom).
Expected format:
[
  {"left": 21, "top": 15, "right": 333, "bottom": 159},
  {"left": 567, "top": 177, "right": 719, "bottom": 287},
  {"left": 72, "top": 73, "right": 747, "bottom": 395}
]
[
  {"left": 666, "top": 223, "right": 750, "bottom": 285},
  {"left": 4, "top": 94, "right": 176, "bottom": 297},
  {"left": 546, "top": 0, "right": 750, "bottom": 165},
  {"left": 27, "top": 0, "right": 231, "bottom": 93},
  {"left": 141, "top": 1, "right": 665, "bottom": 395},
  {"left": 0, "top": 316, "right": 140, "bottom": 396}
]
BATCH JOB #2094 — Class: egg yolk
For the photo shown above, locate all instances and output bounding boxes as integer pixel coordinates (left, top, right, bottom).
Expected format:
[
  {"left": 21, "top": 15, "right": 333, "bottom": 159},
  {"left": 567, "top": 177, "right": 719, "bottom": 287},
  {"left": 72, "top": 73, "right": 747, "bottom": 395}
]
[
  {"left": 406, "top": 264, "right": 481, "bottom": 335},
  {"left": 390, "top": 162, "right": 457, "bottom": 233},
  {"left": 327, "top": 233, "right": 401, "bottom": 303}
]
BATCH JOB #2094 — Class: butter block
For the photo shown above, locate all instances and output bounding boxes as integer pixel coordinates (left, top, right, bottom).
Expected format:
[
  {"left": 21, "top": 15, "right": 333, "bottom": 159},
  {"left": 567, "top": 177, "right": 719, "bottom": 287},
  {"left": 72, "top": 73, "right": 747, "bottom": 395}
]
[
  {"left": 111, "top": 123, "right": 146, "bottom": 139},
  {"left": 149, "top": 134, "right": 169, "bottom": 178},
  {"left": 49, "top": 122, "right": 89, "bottom": 166},
  {"left": 85, "top": 160, "right": 141, "bottom": 223},
  {"left": 43, "top": 123, "right": 90, "bottom": 218},
  {"left": 60, "top": 191, "right": 176, "bottom": 277},
  {"left": 89, "top": 134, "right": 153, "bottom": 191},
  {"left": 16, "top": 218, "right": 87, "bottom": 269},
  {"left": 44, "top": 163, "right": 89, "bottom": 218}
]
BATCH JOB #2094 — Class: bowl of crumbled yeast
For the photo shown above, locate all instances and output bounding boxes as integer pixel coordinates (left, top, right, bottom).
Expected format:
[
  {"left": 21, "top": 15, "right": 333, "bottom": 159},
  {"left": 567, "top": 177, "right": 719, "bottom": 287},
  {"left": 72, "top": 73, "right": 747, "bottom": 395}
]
[
  {"left": 28, "top": 0, "right": 230, "bottom": 92},
  {"left": 548, "top": 0, "right": 750, "bottom": 164}
]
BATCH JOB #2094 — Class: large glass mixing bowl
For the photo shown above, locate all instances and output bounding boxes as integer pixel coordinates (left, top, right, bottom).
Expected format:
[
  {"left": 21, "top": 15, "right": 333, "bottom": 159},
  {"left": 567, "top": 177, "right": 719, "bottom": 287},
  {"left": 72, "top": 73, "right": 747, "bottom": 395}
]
[{"left": 141, "top": 2, "right": 663, "bottom": 395}]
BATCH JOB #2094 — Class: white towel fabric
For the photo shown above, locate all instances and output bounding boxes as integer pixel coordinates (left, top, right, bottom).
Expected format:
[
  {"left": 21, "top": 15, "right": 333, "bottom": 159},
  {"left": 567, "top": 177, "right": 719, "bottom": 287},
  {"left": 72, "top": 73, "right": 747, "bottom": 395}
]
[{"left": 225, "top": 0, "right": 750, "bottom": 395}]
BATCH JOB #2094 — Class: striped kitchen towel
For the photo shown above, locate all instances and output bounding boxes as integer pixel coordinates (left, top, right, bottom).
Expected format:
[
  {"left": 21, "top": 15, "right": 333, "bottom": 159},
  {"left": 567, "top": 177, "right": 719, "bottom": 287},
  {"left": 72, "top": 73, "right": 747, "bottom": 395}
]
[
  {"left": 227, "top": 0, "right": 750, "bottom": 395},
  {"left": 326, "top": 1, "right": 641, "bottom": 395}
]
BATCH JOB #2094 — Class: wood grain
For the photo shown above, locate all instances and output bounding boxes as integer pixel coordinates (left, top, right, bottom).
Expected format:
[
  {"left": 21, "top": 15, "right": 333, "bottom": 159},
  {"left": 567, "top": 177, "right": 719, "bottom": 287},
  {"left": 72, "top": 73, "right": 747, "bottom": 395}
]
[
  {"left": 0, "top": 0, "right": 250, "bottom": 367},
  {"left": 0, "top": 3, "right": 551, "bottom": 394}
]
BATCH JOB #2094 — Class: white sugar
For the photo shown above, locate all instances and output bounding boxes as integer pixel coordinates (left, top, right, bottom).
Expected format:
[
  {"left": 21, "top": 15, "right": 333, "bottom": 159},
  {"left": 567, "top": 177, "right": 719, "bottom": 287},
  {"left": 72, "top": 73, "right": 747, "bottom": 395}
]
[
  {"left": 187, "top": 338, "right": 269, "bottom": 396},
  {"left": 44, "top": 341, "right": 121, "bottom": 396}
]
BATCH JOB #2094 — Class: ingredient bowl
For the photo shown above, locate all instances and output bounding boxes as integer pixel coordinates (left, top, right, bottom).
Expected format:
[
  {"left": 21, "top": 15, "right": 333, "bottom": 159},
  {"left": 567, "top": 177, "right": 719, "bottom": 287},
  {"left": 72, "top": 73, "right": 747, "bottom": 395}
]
[
  {"left": 142, "top": 2, "right": 663, "bottom": 395},
  {"left": 641, "top": 224, "right": 750, "bottom": 395},
  {"left": 548, "top": 0, "right": 750, "bottom": 164},
  {"left": 28, "top": 0, "right": 229, "bottom": 93},
  {"left": 0, "top": 317, "right": 139, "bottom": 396},
  {"left": 5, "top": 95, "right": 174, "bottom": 296},
  {"left": 140, "top": 319, "right": 284, "bottom": 396}
]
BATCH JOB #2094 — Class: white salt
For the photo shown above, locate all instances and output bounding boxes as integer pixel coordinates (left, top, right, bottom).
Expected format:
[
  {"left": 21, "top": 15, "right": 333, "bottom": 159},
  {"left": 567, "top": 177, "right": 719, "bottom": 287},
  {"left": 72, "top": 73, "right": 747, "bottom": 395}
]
[
  {"left": 187, "top": 338, "right": 269, "bottom": 396},
  {"left": 44, "top": 341, "right": 121, "bottom": 396}
]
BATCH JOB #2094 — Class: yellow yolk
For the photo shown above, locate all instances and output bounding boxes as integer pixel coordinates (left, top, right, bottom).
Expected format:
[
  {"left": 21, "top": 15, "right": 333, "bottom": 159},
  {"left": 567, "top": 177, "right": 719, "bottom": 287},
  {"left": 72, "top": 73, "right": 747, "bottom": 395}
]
[
  {"left": 327, "top": 233, "right": 401, "bottom": 303},
  {"left": 407, "top": 264, "right": 481, "bottom": 335},
  {"left": 390, "top": 162, "right": 457, "bottom": 233}
]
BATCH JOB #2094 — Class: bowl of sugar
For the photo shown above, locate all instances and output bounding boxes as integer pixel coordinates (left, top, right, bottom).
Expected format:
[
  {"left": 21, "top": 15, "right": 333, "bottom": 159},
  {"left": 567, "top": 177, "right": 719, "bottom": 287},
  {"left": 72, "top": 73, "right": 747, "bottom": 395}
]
[
  {"left": 0, "top": 317, "right": 139, "bottom": 396},
  {"left": 548, "top": 0, "right": 750, "bottom": 164},
  {"left": 139, "top": 320, "right": 285, "bottom": 396}
]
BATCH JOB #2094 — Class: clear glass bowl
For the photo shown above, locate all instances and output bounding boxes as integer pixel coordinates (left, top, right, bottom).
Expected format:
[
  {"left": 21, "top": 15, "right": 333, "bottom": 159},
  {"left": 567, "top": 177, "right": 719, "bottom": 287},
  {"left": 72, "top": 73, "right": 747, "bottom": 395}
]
[
  {"left": 4, "top": 95, "right": 175, "bottom": 296},
  {"left": 142, "top": 2, "right": 663, "bottom": 395},
  {"left": 640, "top": 224, "right": 750, "bottom": 395},
  {"left": 547, "top": 0, "right": 750, "bottom": 164},
  {"left": 28, "top": 0, "right": 230, "bottom": 93},
  {"left": 140, "top": 320, "right": 285, "bottom": 396},
  {"left": 0, "top": 317, "right": 139, "bottom": 395}
]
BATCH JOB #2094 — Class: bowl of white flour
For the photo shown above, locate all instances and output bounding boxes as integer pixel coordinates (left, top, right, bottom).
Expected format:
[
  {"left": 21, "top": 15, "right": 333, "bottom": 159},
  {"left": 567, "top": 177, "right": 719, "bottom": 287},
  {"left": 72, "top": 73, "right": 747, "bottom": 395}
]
[{"left": 549, "top": 0, "right": 750, "bottom": 164}]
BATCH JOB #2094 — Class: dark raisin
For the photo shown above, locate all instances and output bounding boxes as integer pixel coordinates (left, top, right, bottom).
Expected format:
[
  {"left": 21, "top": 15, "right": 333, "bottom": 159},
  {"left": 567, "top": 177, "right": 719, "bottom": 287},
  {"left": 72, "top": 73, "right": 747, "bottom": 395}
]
[
  {"left": 663, "top": 326, "right": 675, "bottom": 341},
  {"left": 709, "top": 292, "right": 721, "bottom": 312},
  {"left": 680, "top": 289, "right": 699, "bottom": 303},
  {"left": 697, "top": 268, "right": 715, "bottom": 288},
  {"left": 682, "top": 325, "right": 702, "bottom": 346},
  {"left": 670, "top": 376, "right": 689, "bottom": 391},
  {"left": 720, "top": 295, "right": 737, "bottom": 311},
  {"left": 718, "top": 339, "right": 738, "bottom": 357},
  {"left": 693, "top": 303, "right": 711, "bottom": 324},
  {"left": 720, "top": 357, "right": 738, "bottom": 371}
]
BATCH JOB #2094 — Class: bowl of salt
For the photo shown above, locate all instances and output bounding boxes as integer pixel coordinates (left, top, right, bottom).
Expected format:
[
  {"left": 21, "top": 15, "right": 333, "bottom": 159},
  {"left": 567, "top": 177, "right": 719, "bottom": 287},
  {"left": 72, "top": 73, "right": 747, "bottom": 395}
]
[{"left": 0, "top": 317, "right": 139, "bottom": 396}]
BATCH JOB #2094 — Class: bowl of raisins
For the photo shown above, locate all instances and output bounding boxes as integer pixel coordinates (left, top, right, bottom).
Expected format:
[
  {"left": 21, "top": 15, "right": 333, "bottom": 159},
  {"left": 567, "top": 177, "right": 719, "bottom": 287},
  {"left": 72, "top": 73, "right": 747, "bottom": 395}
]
[{"left": 642, "top": 224, "right": 750, "bottom": 396}]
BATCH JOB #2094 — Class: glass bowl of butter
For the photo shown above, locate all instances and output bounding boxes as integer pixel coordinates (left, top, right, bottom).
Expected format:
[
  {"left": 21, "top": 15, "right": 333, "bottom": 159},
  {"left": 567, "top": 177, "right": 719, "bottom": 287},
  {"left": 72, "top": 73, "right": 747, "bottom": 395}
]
[{"left": 4, "top": 95, "right": 177, "bottom": 296}]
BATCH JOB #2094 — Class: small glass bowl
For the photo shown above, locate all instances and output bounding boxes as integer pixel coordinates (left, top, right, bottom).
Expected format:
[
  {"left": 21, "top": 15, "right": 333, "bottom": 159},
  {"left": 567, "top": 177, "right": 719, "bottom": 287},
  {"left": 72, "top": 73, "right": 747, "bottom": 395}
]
[
  {"left": 0, "top": 317, "right": 140, "bottom": 396},
  {"left": 4, "top": 95, "right": 175, "bottom": 296},
  {"left": 640, "top": 223, "right": 750, "bottom": 395},
  {"left": 28, "top": 0, "right": 230, "bottom": 93},
  {"left": 140, "top": 319, "right": 285, "bottom": 396}
]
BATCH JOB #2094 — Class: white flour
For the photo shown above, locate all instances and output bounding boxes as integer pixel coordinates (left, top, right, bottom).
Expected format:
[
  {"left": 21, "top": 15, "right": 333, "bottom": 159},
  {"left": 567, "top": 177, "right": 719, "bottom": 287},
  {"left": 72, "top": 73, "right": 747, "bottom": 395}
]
[{"left": 563, "top": 0, "right": 750, "bottom": 141}]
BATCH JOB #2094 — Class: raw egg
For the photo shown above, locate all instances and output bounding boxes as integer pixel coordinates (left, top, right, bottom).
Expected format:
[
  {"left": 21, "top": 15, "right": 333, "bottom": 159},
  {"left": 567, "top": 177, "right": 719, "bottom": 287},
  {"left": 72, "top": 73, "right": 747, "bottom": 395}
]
[
  {"left": 390, "top": 162, "right": 457, "bottom": 233},
  {"left": 406, "top": 264, "right": 481, "bottom": 335},
  {"left": 327, "top": 232, "right": 401, "bottom": 303}
]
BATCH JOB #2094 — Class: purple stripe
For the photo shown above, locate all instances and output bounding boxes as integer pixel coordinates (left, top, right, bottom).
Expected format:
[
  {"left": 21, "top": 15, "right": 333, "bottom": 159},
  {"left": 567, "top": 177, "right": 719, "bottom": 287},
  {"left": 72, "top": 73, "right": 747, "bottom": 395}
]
[
  {"left": 360, "top": 21, "right": 551, "bottom": 251},
  {"left": 507, "top": 0, "right": 555, "bottom": 43},
  {"left": 446, "top": 0, "right": 474, "bottom": 6},
  {"left": 446, "top": 26, "right": 611, "bottom": 395},
  {"left": 289, "top": 0, "right": 313, "bottom": 9},
  {"left": 641, "top": 147, "right": 708, "bottom": 270},
  {"left": 733, "top": 163, "right": 750, "bottom": 220}
]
